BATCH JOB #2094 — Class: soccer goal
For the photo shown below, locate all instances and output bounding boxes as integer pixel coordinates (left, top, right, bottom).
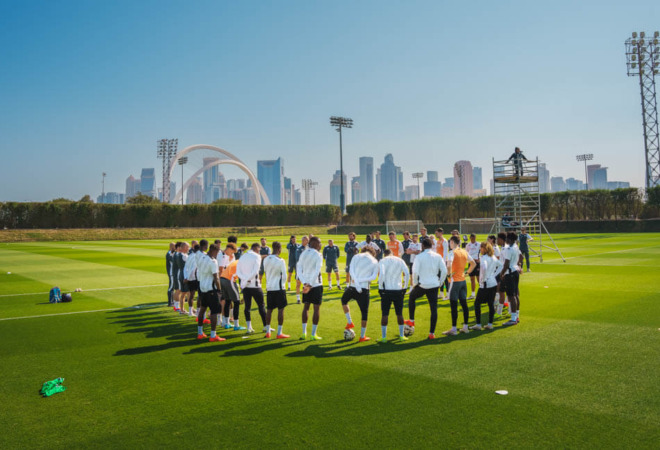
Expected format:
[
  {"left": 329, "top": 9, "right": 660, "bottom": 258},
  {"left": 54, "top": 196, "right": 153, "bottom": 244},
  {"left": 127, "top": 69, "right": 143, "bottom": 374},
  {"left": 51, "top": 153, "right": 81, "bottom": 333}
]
[
  {"left": 459, "top": 218, "right": 499, "bottom": 235},
  {"left": 386, "top": 220, "right": 424, "bottom": 236}
]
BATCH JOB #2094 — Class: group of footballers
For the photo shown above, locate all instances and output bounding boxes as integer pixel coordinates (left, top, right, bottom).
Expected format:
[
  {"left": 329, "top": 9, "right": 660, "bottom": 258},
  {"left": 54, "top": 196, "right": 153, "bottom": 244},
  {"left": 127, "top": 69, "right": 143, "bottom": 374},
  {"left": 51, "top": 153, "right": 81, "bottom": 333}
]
[{"left": 165, "top": 227, "right": 525, "bottom": 343}]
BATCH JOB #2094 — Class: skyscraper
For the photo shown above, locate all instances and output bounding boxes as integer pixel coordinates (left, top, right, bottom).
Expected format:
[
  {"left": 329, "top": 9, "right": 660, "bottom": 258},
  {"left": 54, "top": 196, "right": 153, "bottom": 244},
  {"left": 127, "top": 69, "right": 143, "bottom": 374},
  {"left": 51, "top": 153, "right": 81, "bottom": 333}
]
[
  {"left": 283, "top": 177, "right": 292, "bottom": 205},
  {"left": 125, "top": 175, "right": 140, "bottom": 199},
  {"left": 404, "top": 185, "right": 419, "bottom": 200},
  {"left": 351, "top": 177, "right": 361, "bottom": 204},
  {"left": 330, "top": 170, "right": 347, "bottom": 207},
  {"left": 550, "top": 176, "right": 566, "bottom": 192},
  {"left": 186, "top": 178, "right": 203, "bottom": 204},
  {"left": 473, "top": 166, "right": 483, "bottom": 190},
  {"left": 140, "top": 168, "right": 156, "bottom": 198},
  {"left": 424, "top": 171, "right": 442, "bottom": 197},
  {"left": 587, "top": 164, "right": 601, "bottom": 190},
  {"left": 565, "top": 178, "right": 585, "bottom": 191},
  {"left": 453, "top": 161, "right": 474, "bottom": 197},
  {"left": 359, "top": 157, "right": 374, "bottom": 203},
  {"left": 257, "top": 158, "right": 284, "bottom": 205},
  {"left": 538, "top": 163, "right": 550, "bottom": 193},
  {"left": 593, "top": 167, "right": 608, "bottom": 190},
  {"left": 377, "top": 154, "right": 403, "bottom": 201}
]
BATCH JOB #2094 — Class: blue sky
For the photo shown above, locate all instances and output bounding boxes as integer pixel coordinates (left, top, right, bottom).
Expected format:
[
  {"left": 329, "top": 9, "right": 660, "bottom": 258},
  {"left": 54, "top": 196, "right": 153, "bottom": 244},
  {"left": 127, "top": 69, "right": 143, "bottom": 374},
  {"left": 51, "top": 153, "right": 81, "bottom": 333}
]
[{"left": 0, "top": 0, "right": 658, "bottom": 203}]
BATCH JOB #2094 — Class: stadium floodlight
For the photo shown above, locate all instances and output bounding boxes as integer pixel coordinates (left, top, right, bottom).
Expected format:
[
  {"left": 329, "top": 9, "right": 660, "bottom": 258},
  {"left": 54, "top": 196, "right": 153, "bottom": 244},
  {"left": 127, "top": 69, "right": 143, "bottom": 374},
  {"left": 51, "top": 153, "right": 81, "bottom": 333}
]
[
  {"left": 412, "top": 172, "right": 423, "bottom": 200},
  {"left": 329, "top": 116, "right": 353, "bottom": 217},
  {"left": 625, "top": 31, "right": 660, "bottom": 189},
  {"left": 178, "top": 157, "right": 188, "bottom": 205},
  {"left": 576, "top": 154, "right": 593, "bottom": 190},
  {"left": 157, "top": 138, "right": 178, "bottom": 204},
  {"left": 101, "top": 172, "right": 107, "bottom": 204}
]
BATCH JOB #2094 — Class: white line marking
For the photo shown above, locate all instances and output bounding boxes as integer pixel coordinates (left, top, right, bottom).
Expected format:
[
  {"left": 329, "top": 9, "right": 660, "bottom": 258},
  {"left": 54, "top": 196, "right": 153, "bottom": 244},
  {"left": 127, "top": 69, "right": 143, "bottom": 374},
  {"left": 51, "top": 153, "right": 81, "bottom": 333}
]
[
  {"left": 544, "top": 244, "right": 660, "bottom": 263},
  {"left": 0, "top": 304, "right": 165, "bottom": 321},
  {"left": 0, "top": 284, "right": 168, "bottom": 298}
]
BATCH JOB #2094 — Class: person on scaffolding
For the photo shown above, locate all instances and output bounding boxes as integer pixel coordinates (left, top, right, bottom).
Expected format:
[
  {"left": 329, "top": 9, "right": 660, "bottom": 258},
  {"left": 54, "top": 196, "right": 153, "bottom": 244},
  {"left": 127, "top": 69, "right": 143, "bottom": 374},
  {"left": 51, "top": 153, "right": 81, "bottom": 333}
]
[{"left": 506, "top": 147, "right": 528, "bottom": 177}]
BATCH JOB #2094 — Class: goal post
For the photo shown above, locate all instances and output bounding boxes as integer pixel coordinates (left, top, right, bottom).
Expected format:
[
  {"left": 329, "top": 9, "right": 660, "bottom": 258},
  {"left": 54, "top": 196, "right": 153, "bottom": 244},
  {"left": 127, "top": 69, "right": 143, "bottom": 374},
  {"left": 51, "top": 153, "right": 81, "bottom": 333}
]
[
  {"left": 386, "top": 220, "right": 424, "bottom": 236},
  {"left": 459, "top": 218, "right": 499, "bottom": 235}
]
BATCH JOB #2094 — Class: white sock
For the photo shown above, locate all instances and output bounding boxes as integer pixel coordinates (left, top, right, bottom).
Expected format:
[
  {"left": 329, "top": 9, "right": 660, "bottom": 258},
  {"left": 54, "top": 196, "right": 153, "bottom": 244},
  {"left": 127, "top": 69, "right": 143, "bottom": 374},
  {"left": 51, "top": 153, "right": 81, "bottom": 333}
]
[
  {"left": 277, "top": 325, "right": 283, "bottom": 335},
  {"left": 451, "top": 326, "right": 457, "bottom": 332},
  {"left": 345, "top": 312, "right": 352, "bottom": 324},
  {"left": 399, "top": 324, "right": 404, "bottom": 336},
  {"left": 225, "top": 316, "right": 230, "bottom": 325},
  {"left": 247, "top": 320, "right": 252, "bottom": 330},
  {"left": 302, "top": 323, "right": 307, "bottom": 335},
  {"left": 497, "top": 304, "right": 503, "bottom": 315},
  {"left": 381, "top": 326, "right": 387, "bottom": 339},
  {"left": 361, "top": 327, "right": 366, "bottom": 338},
  {"left": 210, "top": 330, "right": 216, "bottom": 338},
  {"left": 329, "top": 283, "right": 332, "bottom": 288},
  {"left": 197, "top": 326, "right": 203, "bottom": 334},
  {"left": 189, "top": 305, "right": 194, "bottom": 313},
  {"left": 234, "top": 318, "right": 240, "bottom": 327},
  {"left": 312, "top": 324, "right": 318, "bottom": 335},
  {"left": 297, "top": 295, "right": 301, "bottom": 300}
]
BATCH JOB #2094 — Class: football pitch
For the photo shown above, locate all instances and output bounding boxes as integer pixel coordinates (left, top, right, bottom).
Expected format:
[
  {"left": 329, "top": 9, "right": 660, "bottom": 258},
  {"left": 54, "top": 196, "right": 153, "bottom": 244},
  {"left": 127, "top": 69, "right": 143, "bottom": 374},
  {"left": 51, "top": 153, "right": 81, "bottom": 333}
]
[{"left": 1, "top": 233, "right": 658, "bottom": 448}]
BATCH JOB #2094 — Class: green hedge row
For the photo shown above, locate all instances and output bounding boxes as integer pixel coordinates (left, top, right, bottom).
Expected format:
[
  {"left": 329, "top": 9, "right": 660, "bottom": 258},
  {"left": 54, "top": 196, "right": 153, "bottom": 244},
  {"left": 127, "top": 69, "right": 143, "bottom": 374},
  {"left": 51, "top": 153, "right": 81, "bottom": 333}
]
[{"left": 0, "top": 203, "right": 341, "bottom": 229}]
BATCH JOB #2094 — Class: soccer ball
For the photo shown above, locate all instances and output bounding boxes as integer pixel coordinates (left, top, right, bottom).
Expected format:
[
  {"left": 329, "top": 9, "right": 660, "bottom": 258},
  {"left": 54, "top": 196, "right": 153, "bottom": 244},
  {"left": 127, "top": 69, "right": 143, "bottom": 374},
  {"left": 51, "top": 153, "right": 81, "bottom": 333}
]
[
  {"left": 403, "top": 324, "right": 415, "bottom": 337},
  {"left": 344, "top": 328, "right": 356, "bottom": 341}
]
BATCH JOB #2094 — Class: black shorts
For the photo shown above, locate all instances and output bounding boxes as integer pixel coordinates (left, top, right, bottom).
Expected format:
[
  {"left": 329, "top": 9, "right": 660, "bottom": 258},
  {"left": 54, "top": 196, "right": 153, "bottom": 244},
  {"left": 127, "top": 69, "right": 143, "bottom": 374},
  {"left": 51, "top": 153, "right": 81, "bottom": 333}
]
[
  {"left": 449, "top": 280, "right": 467, "bottom": 301},
  {"left": 469, "top": 261, "right": 480, "bottom": 278},
  {"left": 188, "top": 280, "right": 199, "bottom": 294},
  {"left": 220, "top": 278, "right": 240, "bottom": 303},
  {"left": 302, "top": 285, "right": 323, "bottom": 305},
  {"left": 200, "top": 290, "right": 221, "bottom": 315},
  {"left": 181, "top": 279, "right": 190, "bottom": 293},
  {"left": 325, "top": 263, "right": 338, "bottom": 273},
  {"left": 173, "top": 274, "right": 181, "bottom": 291},
  {"left": 267, "top": 290, "right": 288, "bottom": 310},
  {"left": 288, "top": 262, "right": 297, "bottom": 274},
  {"left": 379, "top": 289, "right": 405, "bottom": 316},
  {"left": 341, "top": 287, "right": 370, "bottom": 321},
  {"left": 503, "top": 272, "right": 519, "bottom": 297}
]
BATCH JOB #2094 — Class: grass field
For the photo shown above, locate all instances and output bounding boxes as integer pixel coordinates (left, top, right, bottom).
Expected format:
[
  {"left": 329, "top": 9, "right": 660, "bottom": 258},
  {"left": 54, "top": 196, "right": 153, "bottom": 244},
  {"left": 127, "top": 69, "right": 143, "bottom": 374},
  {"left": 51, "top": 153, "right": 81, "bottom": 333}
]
[{"left": 1, "top": 233, "right": 659, "bottom": 448}]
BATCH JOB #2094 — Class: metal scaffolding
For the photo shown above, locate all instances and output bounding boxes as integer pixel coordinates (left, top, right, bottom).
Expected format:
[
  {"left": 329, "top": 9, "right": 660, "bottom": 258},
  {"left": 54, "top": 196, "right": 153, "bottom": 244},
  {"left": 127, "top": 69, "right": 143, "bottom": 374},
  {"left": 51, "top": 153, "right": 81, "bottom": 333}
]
[
  {"left": 157, "top": 139, "right": 178, "bottom": 204},
  {"left": 491, "top": 157, "right": 565, "bottom": 262}
]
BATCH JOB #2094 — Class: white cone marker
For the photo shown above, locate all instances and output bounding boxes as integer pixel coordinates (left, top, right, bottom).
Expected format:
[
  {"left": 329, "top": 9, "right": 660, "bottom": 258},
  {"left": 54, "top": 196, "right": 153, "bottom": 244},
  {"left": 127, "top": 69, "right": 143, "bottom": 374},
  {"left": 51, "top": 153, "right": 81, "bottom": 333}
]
[{"left": 495, "top": 390, "right": 509, "bottom": 395}]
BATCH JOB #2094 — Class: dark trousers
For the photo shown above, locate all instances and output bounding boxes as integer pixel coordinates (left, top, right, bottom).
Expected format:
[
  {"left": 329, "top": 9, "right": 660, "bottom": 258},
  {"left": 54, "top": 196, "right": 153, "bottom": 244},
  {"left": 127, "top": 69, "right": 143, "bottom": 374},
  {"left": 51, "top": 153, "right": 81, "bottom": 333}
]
[
  {"left": 474, "top": 286, "right": 497, "bottom": 324},
  {"left": 522, "top": 250, "right": 530, "bottom": 270},
  {"left": 408, "top": 286, "right": 439, "bottom": 334},
  {"left": 167, "top": 275, "right": 174, "bottom": 306},
  {"left": 243, "top": 288, "right": 267, "bottom": 325}
]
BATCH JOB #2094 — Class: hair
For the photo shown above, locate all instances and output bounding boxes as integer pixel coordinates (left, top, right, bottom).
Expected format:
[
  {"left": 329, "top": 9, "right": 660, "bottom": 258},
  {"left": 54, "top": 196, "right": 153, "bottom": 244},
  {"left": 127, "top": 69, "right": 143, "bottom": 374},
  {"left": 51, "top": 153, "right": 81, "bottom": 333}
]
[
  {"left": 470, "top": 233, "right": 476, "bottom": 238},
  {"left": 383, "top": 249, "right": 392, "bottom": 257},
  {"left": 251, "top": 243, "right": 261, "bottom": 251},
  {"left": 449, "top": 235, "right": 460, "bottom": 246},
  {"left": 435, "top": 227, "right": 444, "bottom": 233},
  {"left": 309, "top": 236, "right": 321, "bottom": 249},
  {"left": 199, "top": 239, "right": 209, "bottom": 251},
  {"left": 487, "top": 234, "right": 496, "bottom": 243},
  {"left": 388, "top": 231, "right": 395, "bottom": 236},
  {"left": 451, "top": 229, "right": 459, "bottom": 236},
  {"left": 480, "top": 241, "right": 494, "bottom": 257},
  {"left": 403, "top": 230, "right": 410, "bottom": 236},
  {"left": 240, "top": 243, "right": 249, "bottom": 250},
  {"left": 224, "top": 243, "right": 237, "bottom": 252},
  {"left": 272, "top": 241, "right": 281, "bottom": 253},
  {"left": 515, "top": 147, "right": 520, "bottom": 151},
  {"left": 497, "top": 232, "right": 507, "bottom": 241},
  {"left": 208, "top": 244, "right": 219, "bottom": 254},
  {"left": 175, "top": 241, "right": 181, "bottom": 249},
  {"left": 361, "top": 246, "right": 376, "bottom": 257},
  {"left": 260, "top": 237, "right": 267, "bottom": 242},
  {"left": 227, "top": 235, "right": 238, "bottom": 244},
  {"left": 348, "top": 232, "right": 356, "bottom": 238},
  {"left": 290, "top": 235, "right": 296, "bottom": 240},
  {"left": 302, "top": 235, "right": 309, "bottom": 242},
  {"left": 214, "top": 239, "right": 221, "bottom": 245},
  {"left": 365, "top": 235, "right": 372, "bottom": 243},
  {"left": 180, "top": 241, "right": 189, "bottom": 249},
  {"left": 193, "top": 244, "right": 200, "bottom": 252},
  {"left": 521, "top": 227, "right": 527, "bottom": 232},
  {"left": 507, "top": 232, "right": 518, "bottom": 243},
  {"left": 421, "top": 237, "right": 433, "bottom": 249}
]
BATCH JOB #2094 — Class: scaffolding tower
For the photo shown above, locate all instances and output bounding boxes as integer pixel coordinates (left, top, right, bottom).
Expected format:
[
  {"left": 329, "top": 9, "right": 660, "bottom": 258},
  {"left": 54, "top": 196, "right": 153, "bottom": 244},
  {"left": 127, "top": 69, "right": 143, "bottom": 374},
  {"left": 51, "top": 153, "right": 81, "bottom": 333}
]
[{"left": 491, "top": 157, "right": 565, "bottom": 262}]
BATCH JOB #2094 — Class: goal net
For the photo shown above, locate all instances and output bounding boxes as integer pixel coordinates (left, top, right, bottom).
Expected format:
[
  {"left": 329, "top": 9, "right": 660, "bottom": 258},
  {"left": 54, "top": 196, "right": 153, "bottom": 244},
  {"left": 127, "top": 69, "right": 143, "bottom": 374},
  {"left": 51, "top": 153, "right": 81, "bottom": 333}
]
[
  {"left": 386, "top": 220, "right": 424, "bottom": 236},
  {"left": 459, "top": 218, "right": 499, "bottom": 235}
]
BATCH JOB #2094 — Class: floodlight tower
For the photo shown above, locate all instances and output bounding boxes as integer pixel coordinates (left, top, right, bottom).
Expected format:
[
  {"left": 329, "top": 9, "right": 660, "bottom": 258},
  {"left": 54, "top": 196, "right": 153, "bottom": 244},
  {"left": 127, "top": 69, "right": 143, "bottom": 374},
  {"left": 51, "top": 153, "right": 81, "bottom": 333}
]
[
  {"left": 576, "top": 154, "right": 593, "bottom": 190},
  {"left": 412, "top": 172, "right": 423, "bottom": 199},
  {"left": 101, "top": 172, "right": 106, "bottom": 204},
  {"left": 157, "top": 139, "right": 178, "bottom": 203},
  {"left": 330, "top": 116, "right": 353, "bottom": 215},
  {"left": 625, "top": 31, "right": 660, "bottom": 189},
  {"left": 178, "top": 157, "right": 188, "bottom": 205}
]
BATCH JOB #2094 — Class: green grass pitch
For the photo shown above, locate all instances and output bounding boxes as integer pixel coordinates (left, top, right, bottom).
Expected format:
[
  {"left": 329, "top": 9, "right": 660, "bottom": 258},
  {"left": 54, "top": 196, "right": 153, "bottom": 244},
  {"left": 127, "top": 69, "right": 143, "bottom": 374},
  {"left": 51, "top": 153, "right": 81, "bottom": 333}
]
[{"left": 0, "top": 233, "right": 658, "bottom": 448}]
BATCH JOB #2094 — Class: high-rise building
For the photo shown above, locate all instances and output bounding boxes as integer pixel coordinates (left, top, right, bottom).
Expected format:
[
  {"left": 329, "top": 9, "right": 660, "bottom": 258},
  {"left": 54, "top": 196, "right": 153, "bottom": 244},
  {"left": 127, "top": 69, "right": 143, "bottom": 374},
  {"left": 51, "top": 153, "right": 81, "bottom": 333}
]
[
  {"left": 293, "top": 189, "right": 301, "bottom": 205},
  {"left": 565, "top": 178, "right": 585, "bottom": 191},
  {"left": 551, "top": 176, "right": 566, "bottom": 192},
  {"left": 377, "top": 154, "right": 403, "bottom": 201},
  {"left": 140, "top": 168, "right": 156, "bottom": 198},
  {"left": 125, "top": 175, "right": 140, "bottom": 199},
  {"left": 283, "top": 177, "right": 293, "bottom": 205},
  {"left": 444, "top": 177, "right": 454, "bottom": 188},
  {"left": 359, "top": 157, "right": 374, "bottom": 203},
  {"left": 593, "top": 167, "right": 608, "bottom": 190},
  {"left": 473, "top": 166, "right": 483, "bottom": 190},
  {"left": 453, "top": 161, "right": 474, "bottom": 197},
  {"left": 424, "top": 171, "right": 442, "bottom": 197},
  {"left": 351, "top": 177, "right": 361, "bottom": 204},
  {"left": 257, "top": 158, "right": 284, "bottom": 205},
  {"left": 587, "top": 164, "right": 601, "bottom": 190},
  {"left": 187, "top": 178, "right": 203, "bottom": 204},
  {"left": 97, "top": 192, "right": 122, "bottom": 204},
  {"left": 404, "top": 185, "right": 419, "bottom": 201},
  {"left": 330, "top": 170, "right": 347, "bottom": 207},
  {"left": 538, "top": 163, "right": 550, "bottom": 193}
]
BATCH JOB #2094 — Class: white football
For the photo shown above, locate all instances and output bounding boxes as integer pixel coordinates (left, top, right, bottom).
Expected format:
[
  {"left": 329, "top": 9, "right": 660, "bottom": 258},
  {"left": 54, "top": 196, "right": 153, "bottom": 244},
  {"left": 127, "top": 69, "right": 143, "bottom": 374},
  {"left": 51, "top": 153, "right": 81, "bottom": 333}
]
[
  {"left": 344, "top": 328, "right": 356, "bottom": 341},
  {"left": 403, "top": 324, "right": 415, "bottom": 337}
]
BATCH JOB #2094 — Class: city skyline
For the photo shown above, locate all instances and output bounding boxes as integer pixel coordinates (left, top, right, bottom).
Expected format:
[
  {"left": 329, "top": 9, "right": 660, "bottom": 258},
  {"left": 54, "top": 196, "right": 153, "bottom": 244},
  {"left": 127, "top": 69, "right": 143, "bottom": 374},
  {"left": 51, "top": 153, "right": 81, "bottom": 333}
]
[{"left": 1, "top": 1, "right": 657, "bottom": 203}]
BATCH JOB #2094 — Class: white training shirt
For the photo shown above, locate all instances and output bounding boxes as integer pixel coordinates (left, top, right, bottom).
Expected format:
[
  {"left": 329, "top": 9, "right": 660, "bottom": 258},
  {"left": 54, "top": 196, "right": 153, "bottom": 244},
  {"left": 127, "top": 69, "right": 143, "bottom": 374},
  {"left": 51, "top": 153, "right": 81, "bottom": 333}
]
[
  {"left": 357, "top": 241, "right": 381, "bottom": 255},
  {"left": 502, "top": 244, "right": 519, "bottom": 273},
  {"left": 420, "top": 235, "right": 437, "bottom": 249},
  {"left": 297, "top": 247, "right": 323, "bottom": 288},
  {"left": 219, "top": 252, "right": 234, "bottom": 270},
  {"left": 408, "top": 242, "right": 422, "bottom": 263},
  {"left": 236, "top": 250, "right": 262, "bottom": 289},
  {"left": 263, "top": 254, "right": 287, "bottom": 292},
  {"left": 411, "top": 248, "right": 447, "bottom": 289},
  {"left": 466, "top": 242, "right": 481, "bottom": 261},
  {"left": 493, "top": 244, "right": 501, "bottom": 259},
  {"left": 378, "top": 255, "right": 410, "bottom": 290},
  {"left": 348, "top": 252, "right": 379, "bottom": 292},
  {"left": 198, "top": 254, "right": 219, "bottom": 293},
  {"left": 478, "top": 254, "right": 503, "bottom": 288}
]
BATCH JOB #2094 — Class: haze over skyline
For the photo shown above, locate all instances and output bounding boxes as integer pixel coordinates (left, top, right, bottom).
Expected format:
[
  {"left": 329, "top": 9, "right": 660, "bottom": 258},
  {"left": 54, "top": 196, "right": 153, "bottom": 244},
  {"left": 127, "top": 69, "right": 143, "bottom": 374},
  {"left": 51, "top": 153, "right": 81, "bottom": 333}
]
[{"left": 1, "top": 0, "right": 658, "bottom": 203}]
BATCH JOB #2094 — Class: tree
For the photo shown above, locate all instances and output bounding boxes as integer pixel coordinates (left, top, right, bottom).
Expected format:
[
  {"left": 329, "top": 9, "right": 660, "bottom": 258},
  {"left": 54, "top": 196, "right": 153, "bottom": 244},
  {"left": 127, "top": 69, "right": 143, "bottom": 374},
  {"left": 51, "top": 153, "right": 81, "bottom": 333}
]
[
  {"left": 211, "top": 198, "right": 242, "bottom": 205},
  {"left": 126, "top": 193, "right": 161, "bottom": 204},
  {"left": 78, "top": 195, "right": 93, "bottom": 203},
  {"left": 50, "top": 197, "right": 73, "bottom": 203}
]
